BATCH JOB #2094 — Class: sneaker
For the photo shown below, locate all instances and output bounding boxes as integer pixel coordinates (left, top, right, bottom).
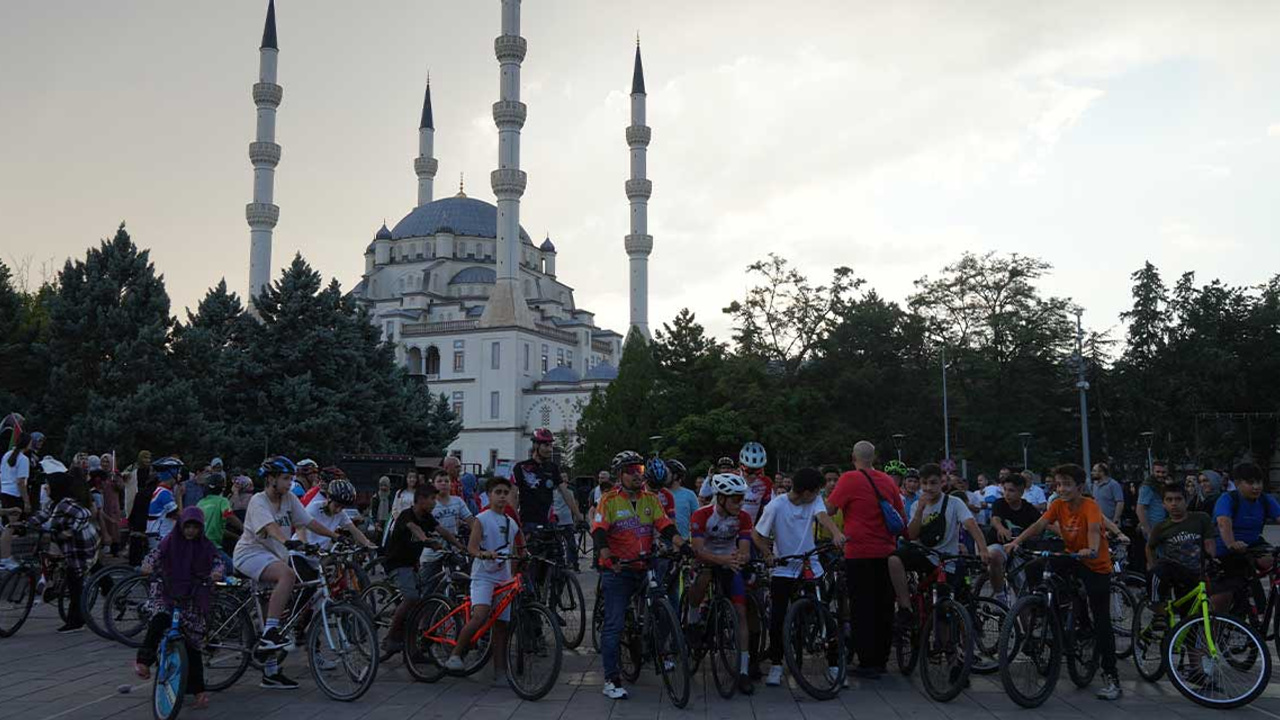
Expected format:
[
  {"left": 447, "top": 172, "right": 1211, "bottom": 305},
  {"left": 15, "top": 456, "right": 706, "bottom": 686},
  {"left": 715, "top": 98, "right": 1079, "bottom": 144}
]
[
  {"left": 313, "top": 656, "right": 338, "bottom": 671},
  {"left": 737, "top": 673, "right": 755, "bottom": 695},
  {"left": 260, "top": 672, "right": 299, "bottom": 690},
  {"left": 766, "top": 665, "right": 784, "bottom": 686},
  {"left": 826, "top": 666, "right": 845, "bottom": 687},
  {"left": 0, "top": 558, "right": 17, "bottom": 571},
  {"left": 444, "top": 655, "right": 465, "bottom": 672},
  {"left": 602, "top": 680, "right": 629, "bottom": 699},
  {"left": 56, "top": 623, "right": 84, "bottom": 634},
  {"left": 257, "top": 627, "right": 289, "bottom": 652},
  {"left": 1096, "top": 672, "right": 1121, "bottom": 701}
]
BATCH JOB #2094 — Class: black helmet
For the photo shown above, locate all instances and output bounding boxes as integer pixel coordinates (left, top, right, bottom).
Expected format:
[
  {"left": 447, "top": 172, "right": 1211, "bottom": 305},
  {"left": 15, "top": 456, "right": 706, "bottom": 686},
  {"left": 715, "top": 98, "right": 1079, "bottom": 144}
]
[
  {"left": 205, "top": 472, "right": 227, "bottom": 495},
  {"left": 611, "top": 450, "right": 644, "bottom": 473},
  {"left": 665, "top": 458, "right": 687, "bottom": 479},
  {"left": 328, "top": 479, "right": 357, "bottom": 506}
]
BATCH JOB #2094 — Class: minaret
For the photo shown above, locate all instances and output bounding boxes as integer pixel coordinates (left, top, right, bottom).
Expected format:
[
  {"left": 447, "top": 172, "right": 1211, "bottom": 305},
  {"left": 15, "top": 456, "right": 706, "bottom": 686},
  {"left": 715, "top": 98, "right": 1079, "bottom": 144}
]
[
  {"left": 247, "top": 0, "right": 282, "bottom": 307},
  {"left": 625, "top": 39, "right": 653, "bottom": 339},
  {"left": 414, "top": 75, "right": 437, "bottom": 207},
  {"left": 480, "top": 0, "right": 534, "bottom": 328}
]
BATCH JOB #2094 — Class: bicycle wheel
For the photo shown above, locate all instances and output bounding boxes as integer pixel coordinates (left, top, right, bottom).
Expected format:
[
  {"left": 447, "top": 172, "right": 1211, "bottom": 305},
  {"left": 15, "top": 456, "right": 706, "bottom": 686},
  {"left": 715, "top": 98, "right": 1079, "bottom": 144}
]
[
  {"left": 619, "top": 607, "right": 643, "bottom": 683},
  {"left": 549, "top": 570, "right": 586, "bottom": 650},
  {"left": 1110, "top": 581, "right": 1137, "bottom": 659},
  {"left": 919, "top": 598, "right": 974, "bottom": 703},
  {"left": 709, "top": 597, "right": 739, "bottom": 699},
  {"left": 83, "top": 565, "right": 137, "bottom": 640},
  {"left": 152, "top": 636, "right": 187, "bottom": 720},
  {"left": 359, "top": 582, "right": 401, "bottom": 662},
  {"left": 403, "top": 596, "right": 452, "bottom": 683},
  {"left": 201, "top": 596, "right": 254, "bottom": 691},
  {"left": 969, "top": 597, "right": 1006, "bottom": 675},
  {"left": 1066, "top": 601, "right": 1098, "bottom": 688},
  {"left": 1131, "top": 602, "right": 1167, "bottom": 682},
  {"left": 1166, "top": 612, "right": 1270, "bottom": 709},
  {"left": 0, "top": 567, "right": 36, "bottom": 638},
  {"left": 590, "top": 589, "right": 604, "bottom": 653},
  {"left": 306, "top": 602, "right": 379, "bottom": 701},
  {"left": 652, "top": 599, "right": 692, "bottom": 708},
  {"left": 747, "top": 591, "right": 768, "bottom": 660},
  {"left": 506, "top": 601, "right": 564, "bottom": 701},
  {"left": 783, "top": 597, "right": 845, "bottom": 701},
  {"left": 892, "top": 608, "right": 919, "bottom": 676},
  {"left": 998, "top": 595, "right": 1061, "bottom": 709},
  {"left": 105, "top": 574, "right": 151, "bottom": 648}
]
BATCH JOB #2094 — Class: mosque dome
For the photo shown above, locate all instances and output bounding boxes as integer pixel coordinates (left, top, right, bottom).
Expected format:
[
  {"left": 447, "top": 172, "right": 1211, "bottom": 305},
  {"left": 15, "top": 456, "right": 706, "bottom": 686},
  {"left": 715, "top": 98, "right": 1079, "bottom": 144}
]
[{"left": 390, "top": 196, "right": 533, "bottom": 244}]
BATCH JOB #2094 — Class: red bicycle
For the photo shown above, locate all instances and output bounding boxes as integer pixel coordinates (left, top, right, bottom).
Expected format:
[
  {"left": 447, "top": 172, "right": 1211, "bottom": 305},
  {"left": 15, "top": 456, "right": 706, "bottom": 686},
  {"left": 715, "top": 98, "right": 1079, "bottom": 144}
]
[{"left": 402, "top": 563, "right": 563, "bottom": 700}]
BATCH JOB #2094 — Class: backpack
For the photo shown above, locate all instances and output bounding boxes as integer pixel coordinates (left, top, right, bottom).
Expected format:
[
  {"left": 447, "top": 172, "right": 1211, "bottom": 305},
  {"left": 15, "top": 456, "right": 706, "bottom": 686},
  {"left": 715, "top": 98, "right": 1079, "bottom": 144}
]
[
  {"left": 1227, "top": 490, "right": 1276, "bottom": 525},
  {"left": 918, "top": 493, "right": 950, "bottom": 547},
  {"left": 859, "top": 470, "right": 905, "bottom": 537}
]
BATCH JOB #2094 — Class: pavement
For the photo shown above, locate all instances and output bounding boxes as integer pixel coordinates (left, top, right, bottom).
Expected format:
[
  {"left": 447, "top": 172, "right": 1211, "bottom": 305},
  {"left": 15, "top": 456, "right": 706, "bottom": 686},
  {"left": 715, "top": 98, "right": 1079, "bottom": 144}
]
[{"left": 7, "top": 590, "right": 1280, "bottom": 720}]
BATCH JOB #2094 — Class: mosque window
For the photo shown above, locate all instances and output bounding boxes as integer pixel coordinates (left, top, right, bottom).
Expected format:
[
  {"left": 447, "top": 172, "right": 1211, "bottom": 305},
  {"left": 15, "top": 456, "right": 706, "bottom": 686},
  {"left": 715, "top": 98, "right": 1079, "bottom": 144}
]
[
  {"left": 523, "top": 343, "right": 530, "bottom": 372},
  {"left": 491, "top": 341, "right": 501, "bottom": 370},
  {"left": 540, "top": 406, "right": 552, "bottom": 428},
  {"left": 490, "top": 391, "right": 500, "bottom": 420},
  {"left": 452, "top": 391, "right": 464, "bottom": 416},
  {"left": 453, "top": 339, "right": 465, "bottom": 372},
  {"left": 567, "top": 350, "right": 574, "bottom": 369},
  {"left": 541, "top": 345, "right": 549, "bottom": 374},
  {"left": 556, "top": 348, "right": 565, "bottom": 368}
]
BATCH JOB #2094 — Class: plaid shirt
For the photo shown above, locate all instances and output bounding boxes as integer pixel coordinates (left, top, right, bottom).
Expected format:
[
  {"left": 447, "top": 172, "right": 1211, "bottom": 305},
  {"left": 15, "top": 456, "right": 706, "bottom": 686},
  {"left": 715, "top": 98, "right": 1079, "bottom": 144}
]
[{"left": 30, "top": 498, "right": 100, "bottom": 572}]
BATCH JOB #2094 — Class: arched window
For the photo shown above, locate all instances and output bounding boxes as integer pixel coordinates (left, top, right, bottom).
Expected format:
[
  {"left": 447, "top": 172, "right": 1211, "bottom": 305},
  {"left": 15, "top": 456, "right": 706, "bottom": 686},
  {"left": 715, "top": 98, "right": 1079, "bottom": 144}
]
[
  {"left": 425, "top": 346, "right": 441, "bottom": 376},
  {"left": 407, "top": 346, "right": 423, "bottom": 375}
]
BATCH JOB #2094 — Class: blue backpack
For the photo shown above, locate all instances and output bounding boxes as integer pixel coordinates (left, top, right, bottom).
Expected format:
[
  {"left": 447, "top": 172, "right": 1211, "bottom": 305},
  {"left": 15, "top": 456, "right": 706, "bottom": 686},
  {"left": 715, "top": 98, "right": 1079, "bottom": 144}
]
[{"left": 860, "top": 470, "right": 906, "bottom": 536}]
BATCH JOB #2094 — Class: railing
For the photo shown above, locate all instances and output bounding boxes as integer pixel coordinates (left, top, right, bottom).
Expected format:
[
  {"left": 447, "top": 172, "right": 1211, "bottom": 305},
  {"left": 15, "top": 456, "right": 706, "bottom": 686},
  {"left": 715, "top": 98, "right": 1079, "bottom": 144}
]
[{"left": 401, "top": 320, "right": 479, "bottom": 337}]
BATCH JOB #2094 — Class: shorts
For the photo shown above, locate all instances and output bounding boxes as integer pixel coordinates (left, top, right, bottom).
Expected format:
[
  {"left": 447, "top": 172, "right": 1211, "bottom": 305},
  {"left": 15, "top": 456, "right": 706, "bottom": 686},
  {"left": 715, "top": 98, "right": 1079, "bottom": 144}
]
[
  {"left": 0, "top": 493, "right": 21, "bottom": 526},
  {"left": 1150, "top": 560, "right": 1199, "bottom": 603},
  {"left": 470, "top": 572, "right": 513, "bottom": 621},
  {"left": 698, "top": 566, "right": 747, "bottom": 606},
  {"left": 893, "top": 544, "right": 939, "bottom": 577},
  {"left": 392, "top": 566, "right": 423, "bottom": 602},
  {"left": 233, "top": 547, "right": 284, "bottom": 582}
]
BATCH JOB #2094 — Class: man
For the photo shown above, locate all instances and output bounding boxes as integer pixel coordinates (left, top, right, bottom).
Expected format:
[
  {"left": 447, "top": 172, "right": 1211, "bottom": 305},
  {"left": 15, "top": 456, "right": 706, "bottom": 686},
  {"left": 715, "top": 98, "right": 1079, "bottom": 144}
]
[
  {"left": 698, "top": 457, "right": 740, "bottom": 504},
  {"left": 0, "top": 432, "right": 32, "bottom": 570},
  {"left": 369, "top": 476, "right": 394, "bottom": 536},
  {"left": 1089, "top": 462, "right": 1125, "bottom": 525},
  {"left": 826, "top": 440, "right": 905, "bottom": 679},
  {"left": 197, "top": 473, "right": 243, "bottom": 556},
  {"left": 979, "top": 473, "right": 1002, "bottom": 525},
  {"left": 382, "top": 482, "right": 466, "bottom": 657},
  {"left": 1210, "top": 462, "right": 1279, "bottom": 611},
  {"left": 590, "top": 470, "right": 612, "bottom": 506},
  {"left": 667, "top": 460, "right": 699, "bottom": 540},
  {"left": 1021, "top": 470, "right": 1048, "bottom": 512},
  {"left": 737, "top": 442, "right": 773, "bottom": 523},
  {"left": 443, "top": 455, "right": 481, "bottom": 515},
  {"left": 594, "top": 451, "right": 684, "bottom": 699},
  {"left": 688, "top": 472, "right": 756, "bottom": 694},
  {"left": 291, "top": 459, "right": 319, "bottom": 498},
  {"left": 1006, "top": 464, "right": 1121, "bottom": 700},
  {"left": 146, "top": 458, "right": 185, "bottom": 548},
  {"left": 512, "top": 428, "right": 579, "bottom": 530},
  {"left": 126, "top": 450, "right": 153, "bottom": 565},
  {"left": 900, "top": 469, "right": 921, "bottom": 518},
  {"left": 1136, "top": 460, "right": 1172, "bottom": 538}
]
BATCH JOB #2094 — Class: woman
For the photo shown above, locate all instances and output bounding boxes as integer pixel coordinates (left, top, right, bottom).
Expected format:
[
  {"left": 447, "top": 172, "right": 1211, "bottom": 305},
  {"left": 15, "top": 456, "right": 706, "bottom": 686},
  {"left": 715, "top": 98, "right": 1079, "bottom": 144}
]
[
  {"left": 28, "top": 458, "right": 100, "bottom": 633},
  {"left": 97, "top": 453, "right": 124, "bottom": 555},
  {"left": 1190, "top": 470, "right": 1223, "bottom": 514},
  {"left": 382, "top": 472, "right": 420, "bottom": 545}
]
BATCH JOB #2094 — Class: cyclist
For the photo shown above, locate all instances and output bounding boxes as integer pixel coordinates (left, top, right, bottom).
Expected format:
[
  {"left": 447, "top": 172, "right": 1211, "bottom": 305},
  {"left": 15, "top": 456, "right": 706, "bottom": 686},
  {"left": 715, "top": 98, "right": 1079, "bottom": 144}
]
[
  {"left": 697, "top": 457, "right": 739, "bottom": 505},
  {"left": 146, "top": 457, "right": 185, "bottom": 548},
  {"left": 752, "top": 467, "right": 844, "bottom": 686},
  {"left": 232, "top": 455, "right": 342, "bottom": 689},
  {"left": 985, "top": 472, "right": 1043, "bottom": 603},
  {"left": 687, "top": 472, "right": 756, "bottom": 695},
  {"left": 196, "top": 473, "right": 243, "bottom": 559},
  {"left": 901, "top": 468, "right": 922, "bottom": 517},
  {"left": 884, "top": 459, "right": 909, "bottom": 488},
  {"left": 291, "top": 459, "right": 318, "bottom": 498},
  {"left": 666, "top": 460, "right": 699, "bottom": 539},
  {"left": 383, "top": 482, "right": 467, "bottom": 657},
  {"left": 27, "top": 458, "right": 98, "bottom": 633},
  {"left": 889, "top": 463, "right": 990, "bottom": 628},
  {"left": 1005, "top": 463, "right": 1121, "bottom": 701},
  {"left": 1146, "top": 482, "right": 1213, "bottom": 621},
  {"left": 645, "top": 457, "right": 677, "bottom": 520},
  {"left": 299, "top": 479, "right": 378, "bottom": 552},
  {"left": 513, "top": 428, "right": 580, "bottom": 530},
  {"left": 737, "top": 442, "right": 773, "bottom": 523},
  {"left": 593, "top": 450, "right": 685, "bottom": 699},
  {"left": 1210, "top": 462, "right": 1279, "bottom": 611},
  {"left": 0, "top": 431, "right": 33, "bottom": 571}
]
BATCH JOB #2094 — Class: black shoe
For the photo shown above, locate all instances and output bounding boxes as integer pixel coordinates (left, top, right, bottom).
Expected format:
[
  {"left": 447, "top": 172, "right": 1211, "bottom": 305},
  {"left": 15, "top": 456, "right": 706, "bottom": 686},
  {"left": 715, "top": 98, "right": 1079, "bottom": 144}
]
[
  {"left": 260, "top": 671, "right": 299, "bottom": 689},
  {"left": 737, "top": 673, "right": 755, "bottom": 695},
  {"left": 258, "top": 627, "right": 289, "bottom": 652},
  {"left": 748, "top": 662, "right": 764, "bottom": 681},
  {"left": 56, "top": 623, "right": 85, "bottom": 634}
]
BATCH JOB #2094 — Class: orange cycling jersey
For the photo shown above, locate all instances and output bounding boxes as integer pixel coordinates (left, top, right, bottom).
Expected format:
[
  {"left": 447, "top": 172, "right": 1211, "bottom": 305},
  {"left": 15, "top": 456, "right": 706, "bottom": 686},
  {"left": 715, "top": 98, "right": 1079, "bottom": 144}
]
[{"left": 591, "top": 487, "right": 673, "bottom": 570}]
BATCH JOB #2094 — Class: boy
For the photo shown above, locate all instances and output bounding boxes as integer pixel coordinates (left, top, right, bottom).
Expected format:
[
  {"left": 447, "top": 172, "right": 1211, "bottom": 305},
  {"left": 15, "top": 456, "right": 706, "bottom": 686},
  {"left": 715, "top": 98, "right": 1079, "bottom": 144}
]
[
  {"left": 1211, "top": 462, "right": 1279, "bottom": 611},
  {"left": 985, "top": 473, "right": 1043, "bottom": 604},
  {"left": 1006, "top": 464, "right": 1120, "bottom": 701},
  {"left": 382, "top": 483, "right": 465, "bottom": 656},
  {"left": 753, "top": 467, "right": 844, "bottom": 686},
  {"left": 423, "top": 470, "right": 474, "bottom": 587},
  {"left": 446, "top": 476, "right": 522, "bottom": 684},
  {"left": 1147, "top": 483, "right": 1214, "bottom": 618}
]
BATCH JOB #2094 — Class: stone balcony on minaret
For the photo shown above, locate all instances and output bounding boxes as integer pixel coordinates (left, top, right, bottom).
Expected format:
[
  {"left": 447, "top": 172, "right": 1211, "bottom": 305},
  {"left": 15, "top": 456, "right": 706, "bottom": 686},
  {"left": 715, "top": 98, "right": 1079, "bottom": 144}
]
[
  {"left": 626, "top": 126, "right": 651, "bottom": 147},
  {"left": 625, "top": 178, "right": 652, "bottom": 199},
  {"left": 414, "top": 156, "right": 438, "bottom": 176},
  {"left": 624, "top": 233, "right": 653, "bottom": 255},
  {"left": 491, "top": 168, "right": 528, "bottom": 198},
  {"left": 494, "top": 35, "right": 528, "bottom": 63},
  {"left": 252, "top": 82, "right": 283, "bottom": 107},
  {"left": 245, "top": 202, "right": 280, "bottom": 228},
  {"left": 249, "top": 141, "right": 281, "bottom": 166},
  {"left": 492, "top": 101, "right": 528, "bottom": 128}
]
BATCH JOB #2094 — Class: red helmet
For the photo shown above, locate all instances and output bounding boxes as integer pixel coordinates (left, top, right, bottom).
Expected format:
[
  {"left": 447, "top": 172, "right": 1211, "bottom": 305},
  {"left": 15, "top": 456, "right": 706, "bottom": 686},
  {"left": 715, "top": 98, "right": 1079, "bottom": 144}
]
[{"left": 532, "top": 428, "right": 555, "bottom": 445}]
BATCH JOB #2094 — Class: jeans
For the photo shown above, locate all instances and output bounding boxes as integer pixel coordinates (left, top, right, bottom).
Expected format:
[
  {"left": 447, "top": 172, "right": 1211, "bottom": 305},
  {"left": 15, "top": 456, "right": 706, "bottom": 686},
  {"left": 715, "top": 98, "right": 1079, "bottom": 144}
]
[
  {"left": 600, "top": 570, "right": 644, "bottom": 683},
  {"left": 845, "top": 557, "right": 893, "bottom": 670},
  {"left": 557, "top": 524, "right": 579, "bottom": 569}
]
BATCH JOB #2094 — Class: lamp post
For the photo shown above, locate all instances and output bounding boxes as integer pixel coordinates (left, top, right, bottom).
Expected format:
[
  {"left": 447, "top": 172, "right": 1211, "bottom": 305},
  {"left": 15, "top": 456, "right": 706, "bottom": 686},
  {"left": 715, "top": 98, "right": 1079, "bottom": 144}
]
[
  {"left": 891, "top": 433, "right": 906, "bottom": 464},
  {"left": 941, "top": 346, "right": 952, "bottom": 463},
  {"left": 1018, "top": 432, "right": 1032, "bottom": 470},
  {"left": 1074, "top": 309, "right": 1091, "bottom": 473},
  {"left": 1140, "top": 431, "right": 1154, "bottom": 476}
]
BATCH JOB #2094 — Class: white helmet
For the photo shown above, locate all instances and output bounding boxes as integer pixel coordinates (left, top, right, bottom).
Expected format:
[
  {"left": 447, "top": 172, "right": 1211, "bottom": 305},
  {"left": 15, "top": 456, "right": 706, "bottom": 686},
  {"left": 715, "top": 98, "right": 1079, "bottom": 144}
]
[
  {"left": 710, "top": 472, "right": 748, "bottom": 497},
  {"left": 739, "top": 442, "right": 767, "bottom": 470}
]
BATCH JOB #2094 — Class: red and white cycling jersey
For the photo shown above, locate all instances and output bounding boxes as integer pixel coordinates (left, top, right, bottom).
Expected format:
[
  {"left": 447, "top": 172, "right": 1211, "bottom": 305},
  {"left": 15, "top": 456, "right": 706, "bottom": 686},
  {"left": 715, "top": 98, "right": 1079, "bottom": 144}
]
[
  {"left": 690, "top": 504, "right": 753, "bottom": 556},
  {"left": 741, "top": 472, "right": 772, "bottom": 521}
]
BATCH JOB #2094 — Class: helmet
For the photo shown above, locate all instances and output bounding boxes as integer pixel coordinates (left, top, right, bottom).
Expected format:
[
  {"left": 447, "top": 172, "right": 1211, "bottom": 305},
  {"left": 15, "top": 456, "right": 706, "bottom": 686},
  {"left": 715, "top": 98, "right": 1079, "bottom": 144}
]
[
  {"left": 883, "top": 460, "right": 908, "bottom": 478},
  {"left": 715, "top": 456, "right": 737, "bottom": 470},
  {"left": 297, "top": 458, "right": 319, "bottom": 473},
  {"left": 905, "top": 467, "right": 921, "bottom": 480},
  {"left": 665, "top": 458, "right": 687, "bottom": 479},
  {"left": 205, "top": 472, "right": 226, "bottom": 495},
  {"left": 532, "top": 428, "right": 555, "bottom": 445},
  {"left": 327, "top": 479, "right": 356, "bottom": 506},
  {"left": 611, "top": 450, "right": 645, "bottom": 473},
  {"left": 739, "top": 442, "right": 767, "bottom": 470},
  {"left": 152, "top": 456, "right": 185, "bottom": 481},
  {"left": 645, "top": 458, "right": 669, "bottom": 486},
  {"left": 710, "top": 472, "right": 749, "bottom": 497},
  {"left": 258, "top": 455, "right": 297, "bottom": 477}
]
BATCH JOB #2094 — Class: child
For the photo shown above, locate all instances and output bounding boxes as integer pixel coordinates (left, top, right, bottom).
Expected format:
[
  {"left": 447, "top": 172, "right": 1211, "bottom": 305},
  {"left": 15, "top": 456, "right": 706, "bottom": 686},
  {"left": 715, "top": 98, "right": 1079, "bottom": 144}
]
[
  {"left": 27, "top": 458, "right": 100, "bottom": 633},
  {"left": 1146, "top": 483, "right": 1214, "bottom": 617},
  {"left": 135, "top": 506, "right": 225, "bottom": 709},
  {"left": 446, "top": 476, "right": 521, "bottom": 684}
]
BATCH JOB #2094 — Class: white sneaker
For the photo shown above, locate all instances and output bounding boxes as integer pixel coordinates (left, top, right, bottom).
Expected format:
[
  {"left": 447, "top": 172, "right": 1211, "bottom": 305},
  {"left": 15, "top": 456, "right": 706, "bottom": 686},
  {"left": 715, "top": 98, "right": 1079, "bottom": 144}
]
[
  {"left": 766, "top": 665, "right": 784, "bottom": 686},
  {"left": 444, "top": 655, "right": 465, "bottom": 672},
  {"left": 602, "top": 681, "right": 629, "bottom": 700},
  {"left": 0, "top": 558, "right": 18, "bottom": 571},
  {"left": 828, "top": 667, "right": 848, "bottom": 687}
]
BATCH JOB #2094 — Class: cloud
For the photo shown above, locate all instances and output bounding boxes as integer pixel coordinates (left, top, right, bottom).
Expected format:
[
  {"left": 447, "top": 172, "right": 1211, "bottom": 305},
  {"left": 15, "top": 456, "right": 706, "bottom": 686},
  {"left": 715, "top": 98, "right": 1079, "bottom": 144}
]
[{"left": 1269, "top": 123, "right": 1280, "bottom": 137}]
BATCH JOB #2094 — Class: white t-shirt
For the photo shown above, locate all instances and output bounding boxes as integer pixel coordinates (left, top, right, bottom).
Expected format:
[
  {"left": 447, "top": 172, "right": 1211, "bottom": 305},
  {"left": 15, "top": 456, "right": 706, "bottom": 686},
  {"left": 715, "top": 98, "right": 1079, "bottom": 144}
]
[
  {"left": 471, "top": 508, "right": 519, "bottom": 579},
  {"left": 304, "top": 503, "right": 355, "bottom": 550},
  {"left": 755, "top": 493, "right": 826, "bottom": 579},
  {"left": 0, "top": 451, "right": 29, "bottom": 497},
  {"left": 1023, "top": 484, "right": 1048, "bottom": 507},
  {"left": 915, "top": 494, "right": 974, "bottom": 563},
  {"left": 551, "top": 484, "right": 576, "bottom": 527},
  {"left": 236, "top": 491, "right": 310, "bottom": 561},
  {"left": 423, "top": 496, "right": 473, "bottom": 562}
]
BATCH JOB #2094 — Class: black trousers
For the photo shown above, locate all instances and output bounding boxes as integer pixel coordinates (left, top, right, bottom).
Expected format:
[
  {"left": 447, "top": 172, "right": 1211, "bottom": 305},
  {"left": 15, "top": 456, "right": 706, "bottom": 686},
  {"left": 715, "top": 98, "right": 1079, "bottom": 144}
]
[
  {"left": 64, "top": 567, "right": 84, "bottom": 626},
  {"left": 845, "top": 557, "right": 893, "bottom": 670},
  {"left": 127, "top": 533, "right": 149, "bottom": 567},
  {"left": 1075, "top": 566, "right": 1117, "bottom": 676},
  {"left": 138, "top": 613, "right": 206, "bottom": 694}
]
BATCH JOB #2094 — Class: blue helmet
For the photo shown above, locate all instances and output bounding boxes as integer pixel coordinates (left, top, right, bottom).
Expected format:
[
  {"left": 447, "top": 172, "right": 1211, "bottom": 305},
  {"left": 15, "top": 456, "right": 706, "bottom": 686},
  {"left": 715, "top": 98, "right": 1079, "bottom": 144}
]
[
  {"left": 258, "top": 455, "right": 297, "bottom": 478},
  {"left": 152, "top": 456, "right": 185, "bottom": 482},
  {"left": 645, "top": 457, "right": 670, "bottom": 487}
]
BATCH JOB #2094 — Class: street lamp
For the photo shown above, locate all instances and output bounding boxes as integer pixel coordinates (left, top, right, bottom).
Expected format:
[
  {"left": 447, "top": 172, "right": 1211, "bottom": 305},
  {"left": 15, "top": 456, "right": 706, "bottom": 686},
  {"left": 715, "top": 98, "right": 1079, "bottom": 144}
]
[
  {"left": 941, "top": 346, "right": 952, "bottom": 462},
  {"left": 1018, "top": 432, "right": 1032, "bottom": 470},
  {"left": 1140, "top": 431, "right": 1154, "bottom": 476},
  {"left": 891, "top": 433, "right": 906, "bottom": 464},
  {"left": 1074, "top": 309, "right": 1091, "bottom": 473}
]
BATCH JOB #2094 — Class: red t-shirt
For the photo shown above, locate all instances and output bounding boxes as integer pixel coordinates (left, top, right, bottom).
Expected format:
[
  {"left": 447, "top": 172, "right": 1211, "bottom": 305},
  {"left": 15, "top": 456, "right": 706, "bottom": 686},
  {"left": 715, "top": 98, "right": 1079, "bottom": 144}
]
[
  {"left": 827, "top": 468, "right": 905, "bottom": 559},
  {"left": 655, "top": 488, "right": 676, "bottom": 519}
]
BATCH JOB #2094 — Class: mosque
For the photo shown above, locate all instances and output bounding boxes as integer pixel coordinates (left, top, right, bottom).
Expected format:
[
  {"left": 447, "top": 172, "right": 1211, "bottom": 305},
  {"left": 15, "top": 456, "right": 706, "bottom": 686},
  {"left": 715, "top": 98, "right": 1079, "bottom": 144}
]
[{"left": 243, "top": 0, "right": 653, "bottom": 471}]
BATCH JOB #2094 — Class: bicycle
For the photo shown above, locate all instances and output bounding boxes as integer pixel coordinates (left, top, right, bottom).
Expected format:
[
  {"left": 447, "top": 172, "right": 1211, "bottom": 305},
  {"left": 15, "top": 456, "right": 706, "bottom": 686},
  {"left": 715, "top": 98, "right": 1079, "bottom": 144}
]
[
  {"left": 522, "top": 524, "right": 587, "bottom": 650},
  {"left": 997, "top": 550, "right": 1101, "bottom": 708},
  {"left": 83, "top": 562, "right": 141, "bottom": 641},
  {"left": 151, "top": 576, "right": 217, "bottom": 720},
  {"left": 772, "top": 544, "right": 846, "bottom": 700},
  {"left": 951, "top": 553, "right": 1008, "bottom": 676},
  {"left": 0, "top": 527, "right": 74, "bottom": 637},
  {"left": 890, "top": 546, "right": 975, "bottom": 702},
  {"left": 199, "top": 543, "right": 380, "bottom": 701},
  {"left": 682, "top": 564, "right": 747, "bottom": 699},
  {"left": 364, "top": 550, "right": 489, "bottom": 667},
  {"left": 601, "top": 549, "right": 692, "bottom": 707},
  {"left": 402, "top": 555, "right": 563, "bottom": 700}
]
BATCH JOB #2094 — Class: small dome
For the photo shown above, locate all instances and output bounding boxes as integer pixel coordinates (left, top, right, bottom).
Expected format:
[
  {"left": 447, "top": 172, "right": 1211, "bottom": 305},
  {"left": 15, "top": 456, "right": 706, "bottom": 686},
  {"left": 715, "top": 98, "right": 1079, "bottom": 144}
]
[
  {"left": 540, "top": 237, "right": 556, "bottom": 252},
  {"left": 375, "top": 222, "right": 393, "bottom": 241},
  {"left": 585, "top": 362, "right": 618, "bottom": 380},
  {"left": 541, "top": 366, "right": 581, "bottom": 383},
  {"left": 448, "top": 267, "right": 496, "bottom": 285},
  {"left": 364, "top": 241, "right": 375, "bottom": 254}
]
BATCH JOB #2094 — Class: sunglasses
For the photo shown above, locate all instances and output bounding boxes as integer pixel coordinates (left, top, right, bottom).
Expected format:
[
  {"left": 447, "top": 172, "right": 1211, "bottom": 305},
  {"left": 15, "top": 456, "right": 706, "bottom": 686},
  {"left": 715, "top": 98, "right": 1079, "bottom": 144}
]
[{"left": 621, "top": 464, "right": 645, "bottom": 476}]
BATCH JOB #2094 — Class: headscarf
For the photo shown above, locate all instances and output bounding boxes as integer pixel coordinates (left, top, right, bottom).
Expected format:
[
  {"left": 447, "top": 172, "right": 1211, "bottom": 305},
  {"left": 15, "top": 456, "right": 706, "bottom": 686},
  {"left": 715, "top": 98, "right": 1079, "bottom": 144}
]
[{"left": 157, "top": 506, "right": 218, "bottom": 612}]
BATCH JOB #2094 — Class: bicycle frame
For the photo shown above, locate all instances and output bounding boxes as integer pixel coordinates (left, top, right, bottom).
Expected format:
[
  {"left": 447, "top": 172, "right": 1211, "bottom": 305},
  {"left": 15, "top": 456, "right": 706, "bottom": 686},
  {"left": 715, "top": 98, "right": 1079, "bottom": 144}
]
[{"left": 419, "top": 573, "right": 524, "bottom": 649}]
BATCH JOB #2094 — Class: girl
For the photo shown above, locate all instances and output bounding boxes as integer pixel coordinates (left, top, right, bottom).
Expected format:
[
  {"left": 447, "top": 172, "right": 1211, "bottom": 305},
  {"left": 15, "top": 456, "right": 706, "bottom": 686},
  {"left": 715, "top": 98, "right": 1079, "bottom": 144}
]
[
  {"left": 28, "top": 458, "right": 100, "bottom": 633},
  {"left": 135, "top": 506, "right": 225, "bottom": 710}
]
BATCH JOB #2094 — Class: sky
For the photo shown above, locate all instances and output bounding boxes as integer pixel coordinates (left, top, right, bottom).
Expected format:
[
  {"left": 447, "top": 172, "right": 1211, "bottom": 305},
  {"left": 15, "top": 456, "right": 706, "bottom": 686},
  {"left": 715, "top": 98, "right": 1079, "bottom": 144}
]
[{"left": 1, "top": 0, "right": 1278, "bottom": 343}]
